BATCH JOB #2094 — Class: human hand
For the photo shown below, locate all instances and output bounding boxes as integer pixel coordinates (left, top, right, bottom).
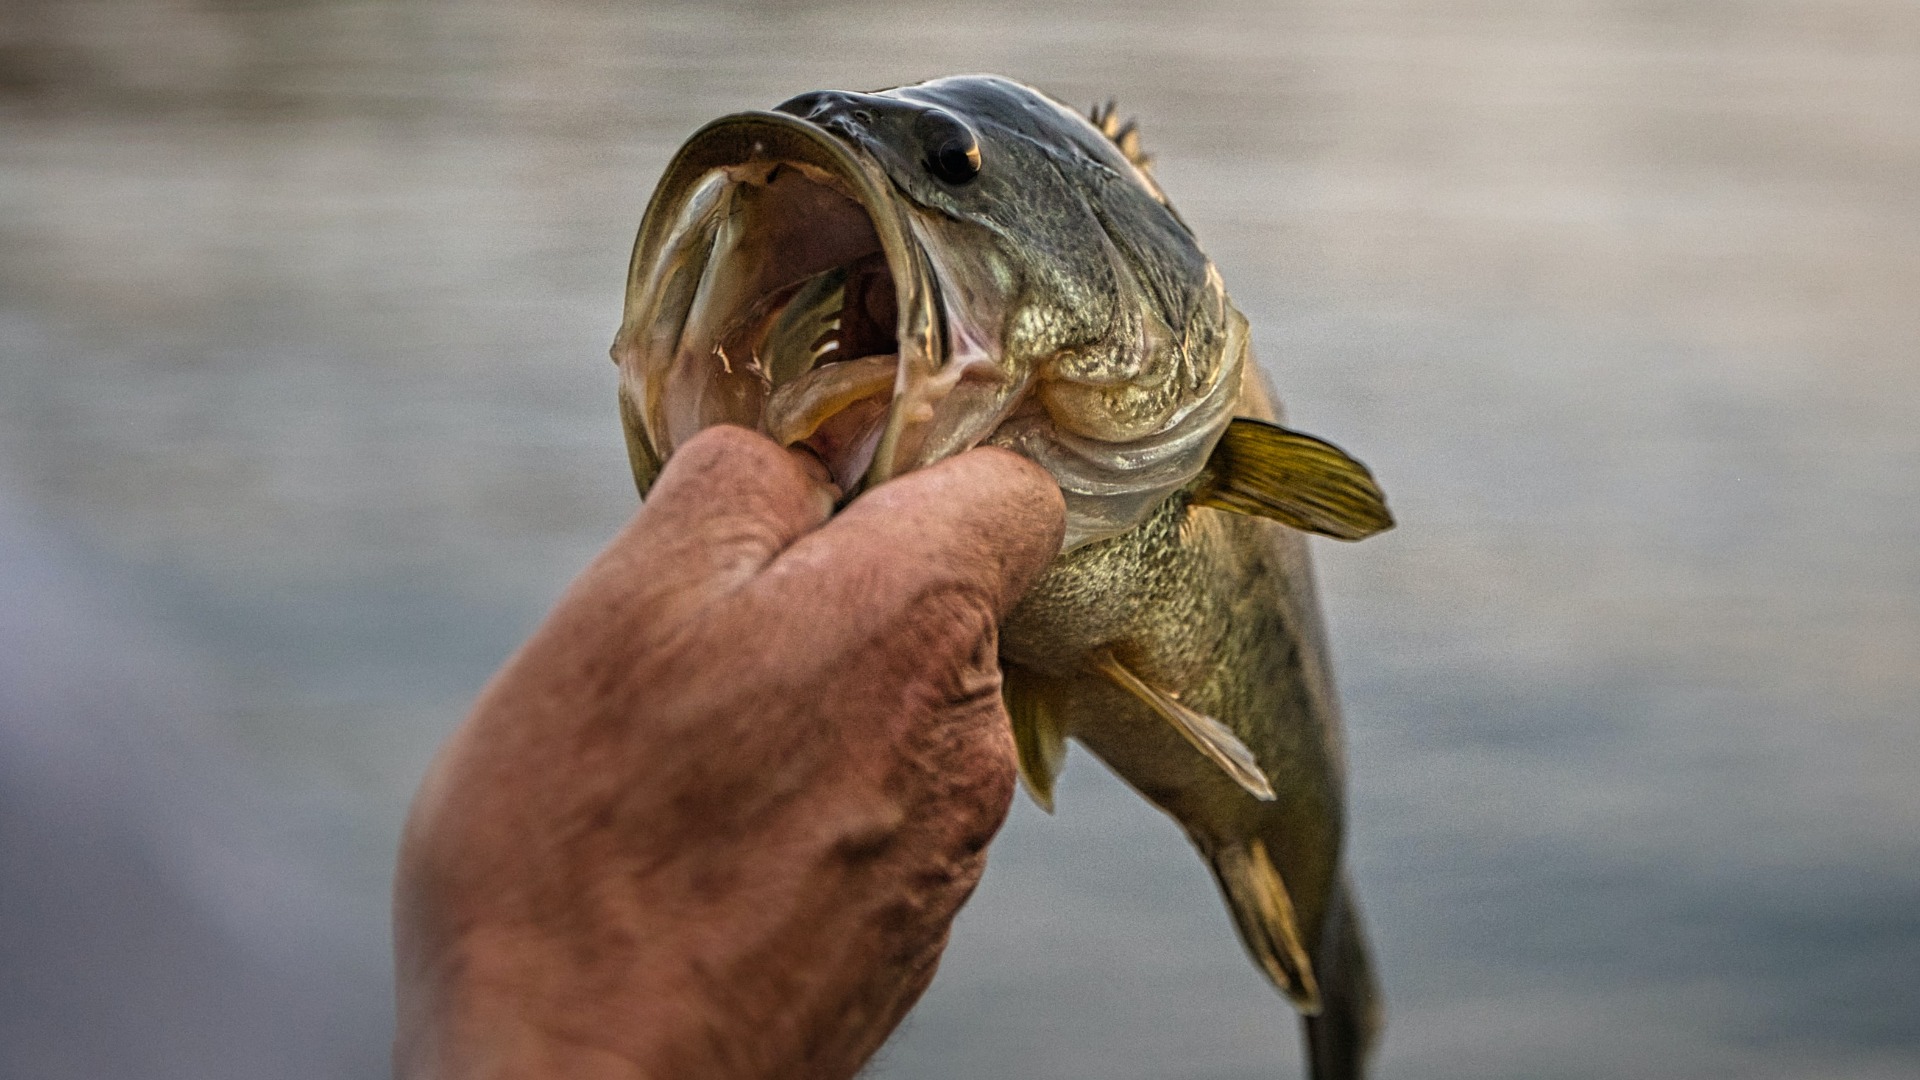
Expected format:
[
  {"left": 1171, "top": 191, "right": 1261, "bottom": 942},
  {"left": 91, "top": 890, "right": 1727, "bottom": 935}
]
[{"left": 393, "top": 425, "right": 1065, "bottom": 1080}]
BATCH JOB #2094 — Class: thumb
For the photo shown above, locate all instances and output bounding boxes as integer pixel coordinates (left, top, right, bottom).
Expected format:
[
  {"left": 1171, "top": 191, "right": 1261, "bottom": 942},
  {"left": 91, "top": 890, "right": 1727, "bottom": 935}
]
[{"left": 752, "top": 446, "right": 1066, "bottom": 633}]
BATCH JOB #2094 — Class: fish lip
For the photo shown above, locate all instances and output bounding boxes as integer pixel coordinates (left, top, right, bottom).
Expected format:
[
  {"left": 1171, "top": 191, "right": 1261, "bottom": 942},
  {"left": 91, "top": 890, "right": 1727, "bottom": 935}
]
[{"left": 611, "top": 110, "right": 951, "bottom": 497}]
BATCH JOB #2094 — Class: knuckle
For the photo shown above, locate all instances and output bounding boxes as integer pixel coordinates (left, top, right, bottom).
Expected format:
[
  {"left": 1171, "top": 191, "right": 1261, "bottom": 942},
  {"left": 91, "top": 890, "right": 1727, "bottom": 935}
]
[
  {"left": 893, "top": 638, "right": 1017, "bottom": 842},
  {"left": 892, "top": 581, "right": 1003, "bottom": 710},
  {"left": 906, "top": 578, "right": 1000, "bottom": 655}
]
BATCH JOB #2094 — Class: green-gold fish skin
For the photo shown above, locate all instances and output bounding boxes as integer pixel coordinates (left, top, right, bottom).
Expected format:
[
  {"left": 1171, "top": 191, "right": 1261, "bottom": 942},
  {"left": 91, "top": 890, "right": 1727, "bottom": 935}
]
[{"left": 612, "top": 74, "right": 1393, "bottom": 1079}]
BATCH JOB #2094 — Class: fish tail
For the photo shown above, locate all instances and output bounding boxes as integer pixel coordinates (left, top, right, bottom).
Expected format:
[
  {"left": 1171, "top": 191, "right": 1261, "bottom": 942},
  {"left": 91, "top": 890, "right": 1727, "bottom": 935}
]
[{"left": 1301, "top": 878, "right": 1383, "bottom": 1080}]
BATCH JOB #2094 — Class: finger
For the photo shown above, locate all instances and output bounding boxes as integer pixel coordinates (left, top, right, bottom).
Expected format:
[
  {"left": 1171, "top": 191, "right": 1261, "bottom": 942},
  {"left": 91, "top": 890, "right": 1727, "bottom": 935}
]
[
  {"left": 839, "top": 447, "right": 1066, "bottom": 617},
  {"left": 747, "top": 446, "right": 1066, "bottom": 647},
  {"left": 586, "top": 425, "right": 839, "bottom": 624}
]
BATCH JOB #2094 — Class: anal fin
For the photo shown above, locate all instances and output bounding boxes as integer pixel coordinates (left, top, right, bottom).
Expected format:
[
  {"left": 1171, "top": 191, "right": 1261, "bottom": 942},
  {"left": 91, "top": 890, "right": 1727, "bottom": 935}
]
[
  {"left": 1208, "top": 838, "right": 1322, "bottom": 1014},
  {"left": 1003, "top": 665, "right": 1068, "bottom": 813},
  {"left": 1095, "top": 653, "right": 1275, "bottom": 802}
]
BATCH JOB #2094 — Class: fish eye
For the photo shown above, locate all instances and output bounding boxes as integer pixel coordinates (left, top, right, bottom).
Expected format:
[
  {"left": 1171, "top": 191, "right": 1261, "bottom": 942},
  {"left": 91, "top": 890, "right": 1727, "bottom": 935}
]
[{"left": 918, "top": 110, "right": 982, "bottom": 185}]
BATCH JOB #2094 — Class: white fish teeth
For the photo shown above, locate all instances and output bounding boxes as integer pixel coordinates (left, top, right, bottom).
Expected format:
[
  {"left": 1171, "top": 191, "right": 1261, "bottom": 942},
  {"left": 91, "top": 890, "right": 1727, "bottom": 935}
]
[{"left": 809, "top": 316, "right": 843, "bottom": 361}]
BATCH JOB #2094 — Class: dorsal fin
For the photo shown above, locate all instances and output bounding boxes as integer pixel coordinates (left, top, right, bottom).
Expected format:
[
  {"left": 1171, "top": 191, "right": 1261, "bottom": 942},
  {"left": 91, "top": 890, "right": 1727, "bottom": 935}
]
[{"left": 1088, "top": 99, "right": 1155, "bottom": 176}]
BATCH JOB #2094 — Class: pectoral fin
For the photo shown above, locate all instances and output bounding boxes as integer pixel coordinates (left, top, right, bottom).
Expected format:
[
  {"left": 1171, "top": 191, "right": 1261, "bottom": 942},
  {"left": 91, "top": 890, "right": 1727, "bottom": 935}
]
[
  {"left": 1095, "top": 654, "right": 1275, "bottom": 801},
  {"left": 1003, "top": 666, "right": 1069, "bottom": 813},
  {"left": 1193, "top": 417, "right": 1393, "bottom": 541}
]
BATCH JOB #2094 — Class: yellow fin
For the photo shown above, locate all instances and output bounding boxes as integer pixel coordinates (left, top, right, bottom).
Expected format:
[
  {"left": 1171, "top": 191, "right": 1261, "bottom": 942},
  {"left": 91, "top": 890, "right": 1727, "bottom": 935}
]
[
  {"left": 1087, "top": 99, "right": 1155, "bottom": 176},
  {"left": 1095, "top": 654, "right": 1275, "bottom": 801},
  {"left": 1192, "top": 417, "right": 1393, "bottom": 541},
  {"left": 1003, "top": 666, "right": 1068, "bottom": 813},
  {"left": 1209, "top": 839, "right": 1323, "bottom": 1013}
]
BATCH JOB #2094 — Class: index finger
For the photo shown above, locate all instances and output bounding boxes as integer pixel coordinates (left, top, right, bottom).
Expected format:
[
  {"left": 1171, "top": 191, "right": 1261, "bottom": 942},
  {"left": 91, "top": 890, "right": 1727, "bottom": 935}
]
[{"left": 576, "top": 425, "right": 838, "bottom": 637}]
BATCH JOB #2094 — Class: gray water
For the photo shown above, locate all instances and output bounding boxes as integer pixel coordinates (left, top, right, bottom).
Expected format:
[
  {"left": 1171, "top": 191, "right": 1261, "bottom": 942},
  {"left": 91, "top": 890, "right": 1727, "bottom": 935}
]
[{"left": 3, "top": 2, "right": 1917, "bottom": 1077}]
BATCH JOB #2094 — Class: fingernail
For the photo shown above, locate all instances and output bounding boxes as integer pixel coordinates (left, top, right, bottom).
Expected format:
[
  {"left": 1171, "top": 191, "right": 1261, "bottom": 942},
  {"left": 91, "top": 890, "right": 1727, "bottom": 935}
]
[{"left": 786, "top": 445, "right": 843, "bottom": 510}]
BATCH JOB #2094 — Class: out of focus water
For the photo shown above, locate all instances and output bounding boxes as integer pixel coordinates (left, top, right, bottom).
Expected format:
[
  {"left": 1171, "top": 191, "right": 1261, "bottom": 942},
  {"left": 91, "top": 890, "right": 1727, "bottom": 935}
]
[{"left": 3, "top": 2, "right": 1917, "bottom": 1077}]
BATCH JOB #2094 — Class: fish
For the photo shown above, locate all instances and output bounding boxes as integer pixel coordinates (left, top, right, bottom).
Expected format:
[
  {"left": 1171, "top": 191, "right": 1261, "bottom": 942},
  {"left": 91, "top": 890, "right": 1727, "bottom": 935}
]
[{"left": 609, "top": 75, "right": 1393, "bottom": 1079}]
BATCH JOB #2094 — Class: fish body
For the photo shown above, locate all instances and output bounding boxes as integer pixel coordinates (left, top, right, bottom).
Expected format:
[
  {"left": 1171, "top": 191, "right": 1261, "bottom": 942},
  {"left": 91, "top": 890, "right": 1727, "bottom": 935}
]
[
  {"left": 1000, "top": 364, "right": 1382, "bottom": 1077},
  {"left": 611, "top": 75, "right": 1390, "bottom": 1079}
]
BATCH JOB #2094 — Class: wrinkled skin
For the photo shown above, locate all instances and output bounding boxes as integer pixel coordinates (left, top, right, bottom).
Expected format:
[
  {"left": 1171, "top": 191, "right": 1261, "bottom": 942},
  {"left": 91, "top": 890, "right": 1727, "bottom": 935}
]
[
  {"left": 614, "top": 76, "right": 1386, "bottom": 1078},
  {"left": 394, "top": 428, "right": 1064, "bottom": 1080}
]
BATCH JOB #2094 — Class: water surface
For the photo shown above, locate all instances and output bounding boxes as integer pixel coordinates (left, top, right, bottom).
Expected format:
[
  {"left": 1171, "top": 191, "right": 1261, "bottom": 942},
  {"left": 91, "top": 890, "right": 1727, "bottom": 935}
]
[{"left": 3, "top": 2, "right": 1917, "bottom": 1077}]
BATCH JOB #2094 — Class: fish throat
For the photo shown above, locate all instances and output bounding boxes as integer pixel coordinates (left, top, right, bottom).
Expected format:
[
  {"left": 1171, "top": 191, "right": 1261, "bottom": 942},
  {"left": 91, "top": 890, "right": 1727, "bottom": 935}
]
[
  {"left": 614, "top": 92, "right": 1383, "bottom": 552},
  {"left": 613, "top": 113, "right": 964, "bottom": 496},
  {"left": 678, "top": 164, "right": 903, "bottom": 489}
]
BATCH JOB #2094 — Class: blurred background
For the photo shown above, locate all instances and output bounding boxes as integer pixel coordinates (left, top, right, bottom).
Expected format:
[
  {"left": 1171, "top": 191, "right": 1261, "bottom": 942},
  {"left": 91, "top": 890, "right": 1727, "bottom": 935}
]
[{"left": 3, "top": 1, "right": 1916, "bottom": 1077}]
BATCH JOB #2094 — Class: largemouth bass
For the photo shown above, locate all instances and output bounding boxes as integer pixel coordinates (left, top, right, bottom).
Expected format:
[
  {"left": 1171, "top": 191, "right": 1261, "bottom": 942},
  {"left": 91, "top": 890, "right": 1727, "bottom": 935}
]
[{"left": 610, "top": 75, "right": 1393, "bottom": 1079}]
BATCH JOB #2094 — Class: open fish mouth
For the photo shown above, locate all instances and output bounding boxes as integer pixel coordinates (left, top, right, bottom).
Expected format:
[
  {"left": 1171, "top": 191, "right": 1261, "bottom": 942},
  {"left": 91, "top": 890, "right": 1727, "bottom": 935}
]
[
  {"left": 612, "top": 111, "right": 997, "bottom": 495},
  {"left": 613, "top": 97, "right": 1254, "bottom": 551}
]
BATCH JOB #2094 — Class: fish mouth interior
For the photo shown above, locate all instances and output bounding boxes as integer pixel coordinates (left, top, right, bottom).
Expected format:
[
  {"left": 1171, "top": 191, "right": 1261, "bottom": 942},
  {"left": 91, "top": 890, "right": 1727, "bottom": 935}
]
[{"left": 653, "top": 160, "right": 906, "bottom": 492}]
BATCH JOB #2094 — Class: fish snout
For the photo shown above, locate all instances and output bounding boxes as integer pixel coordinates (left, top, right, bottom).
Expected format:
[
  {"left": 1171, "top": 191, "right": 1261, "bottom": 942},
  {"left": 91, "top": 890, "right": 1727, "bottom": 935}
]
[
  {"left": 774, "top": 92, "right": 982, "bottom": 187},
  {"left": 773, "top": 89, "right": 897, "bottom": 137}
]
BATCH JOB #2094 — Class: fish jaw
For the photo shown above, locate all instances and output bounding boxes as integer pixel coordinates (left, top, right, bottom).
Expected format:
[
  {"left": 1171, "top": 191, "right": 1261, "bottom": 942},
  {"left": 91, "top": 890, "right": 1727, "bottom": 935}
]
[
  {"left": 610, "top": 110, "right": 1022, "bottom": 498},
  {"left": 612, "top": 78, "right": 1252, "bottom": 551}
]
